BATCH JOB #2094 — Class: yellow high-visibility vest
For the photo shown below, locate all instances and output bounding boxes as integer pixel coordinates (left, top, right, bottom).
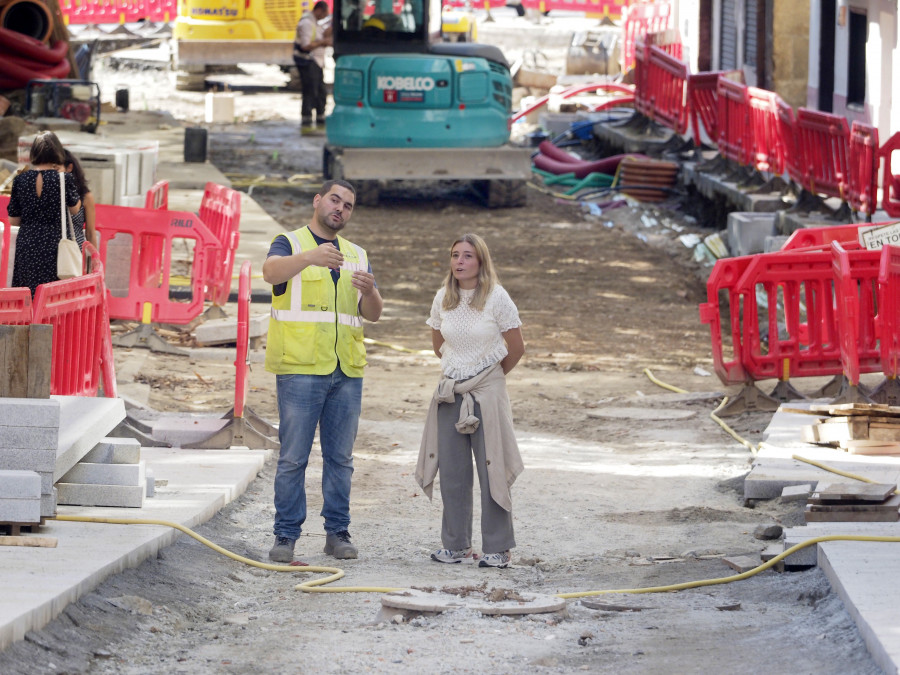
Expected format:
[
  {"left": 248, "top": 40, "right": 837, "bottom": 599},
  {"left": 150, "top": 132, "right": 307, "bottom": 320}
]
[{"left": 265, "top": 226, "right": 367, "bottom": 377}]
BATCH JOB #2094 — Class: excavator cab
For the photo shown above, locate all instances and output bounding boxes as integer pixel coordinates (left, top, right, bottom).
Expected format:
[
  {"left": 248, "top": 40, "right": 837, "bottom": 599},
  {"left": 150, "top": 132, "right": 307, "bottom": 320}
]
[{"left": 327, "top": 0, "right": 514, "bottom": 148}]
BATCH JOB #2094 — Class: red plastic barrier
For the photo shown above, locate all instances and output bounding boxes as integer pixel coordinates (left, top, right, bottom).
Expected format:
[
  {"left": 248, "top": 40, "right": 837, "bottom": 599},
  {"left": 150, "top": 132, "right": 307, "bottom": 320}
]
[
  {"left": 877, "top": 245, "right": 900, "bottom": 379},
  {"left": 747, "top": 86, "right": 783, "bottom": 175},
  {"left": 716, "top": 78, "right": 750, "bottom": 165},
  {"left": 199, "top": 182, "right": 242, "bottom": 307},
  {"left": 644, "top": 42, "right": 689, "bottom": 134},
  {"left": 832, "top": 241, "right": 881, "bottom": 387},
  {"left": 698, "top": 256, "right": 754, "bottom": 385},
  {"left": 737, "top": 250, "right": 840, "bottom": 383},
  {"left": 848, "top": 121, "right": 879, "bottom": 217},
  {"left": 234, "top": 260, "right": 251, "bottom": 419},
  {"left": 621, "top": 1, "right": 671, "bottom": 72},
  {"left": 1, "top": 194, "right": 10, "bottom": 290},
  {"left": 96, "top": 204, "right": 220, "bottom": 325},
  {"left": 144, "top": 179, "right": 169, "bottom": 210},
  {"left": 776, "top": 99, "right": 805, "bottom": 186},
  {"left": 878, "top": 131, "right": 900, "bottom": 218},
  {"left": 795, "top": 108, "right": 851, "bottom": 202},
  {"left": 781, "top": 223, "right": 871, "bottom": 252},
  {"left": 512, "top": 82, "right": 633, "bottom": 124},
  {"left": 0, "top": 287, "right": 33, "bottom": 325},
  {"left": 32, "top": 246, "right": 112, "bottom": 397},
  {"left": 522, "top": 0, "right": 626, "bottom": 17}
]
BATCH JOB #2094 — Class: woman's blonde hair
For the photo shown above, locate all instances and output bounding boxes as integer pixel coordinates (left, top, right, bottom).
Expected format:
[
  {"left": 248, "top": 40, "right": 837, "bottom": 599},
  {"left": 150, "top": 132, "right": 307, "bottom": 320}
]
[{"left": 441, "top": 233, "right": 497, "bottom": 311}]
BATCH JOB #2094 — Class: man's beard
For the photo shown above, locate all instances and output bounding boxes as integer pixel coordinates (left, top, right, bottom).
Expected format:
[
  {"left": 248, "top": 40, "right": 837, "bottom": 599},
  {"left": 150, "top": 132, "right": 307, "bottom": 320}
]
[{"left": 317, "top": 210, "right": 345, "bottom": 234}]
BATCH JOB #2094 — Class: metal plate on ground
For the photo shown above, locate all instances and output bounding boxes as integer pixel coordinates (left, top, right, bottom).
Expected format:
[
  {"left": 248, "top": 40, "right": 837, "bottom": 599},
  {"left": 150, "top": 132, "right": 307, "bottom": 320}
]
[{"left": 381, "top": 588, "right": 566, "bottom": 616}]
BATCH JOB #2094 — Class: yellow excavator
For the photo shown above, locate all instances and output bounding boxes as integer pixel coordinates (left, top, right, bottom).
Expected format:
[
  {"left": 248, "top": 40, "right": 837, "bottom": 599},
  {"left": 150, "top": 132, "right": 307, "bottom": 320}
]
[{"left": 172, "top": 0, "right": 310, "bottom": 90}]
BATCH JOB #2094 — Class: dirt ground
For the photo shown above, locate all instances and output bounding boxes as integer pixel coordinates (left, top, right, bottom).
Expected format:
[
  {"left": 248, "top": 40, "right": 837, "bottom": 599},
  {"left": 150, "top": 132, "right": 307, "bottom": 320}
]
[{"left": 0, "top": 20, "right": 886, "bottom": 675}]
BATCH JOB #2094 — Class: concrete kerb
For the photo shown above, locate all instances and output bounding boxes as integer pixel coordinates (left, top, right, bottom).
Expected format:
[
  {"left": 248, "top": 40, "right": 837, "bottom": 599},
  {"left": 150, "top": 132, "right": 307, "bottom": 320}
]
[{"left": 0, "top": 446, "right": 269, "bottom": 652}]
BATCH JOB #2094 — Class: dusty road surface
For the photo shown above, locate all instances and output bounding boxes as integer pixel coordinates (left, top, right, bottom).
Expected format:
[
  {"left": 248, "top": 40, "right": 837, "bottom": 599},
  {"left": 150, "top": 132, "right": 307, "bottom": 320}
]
[{"left": 0, "top": 20, "right": 886, "bottom": 675}]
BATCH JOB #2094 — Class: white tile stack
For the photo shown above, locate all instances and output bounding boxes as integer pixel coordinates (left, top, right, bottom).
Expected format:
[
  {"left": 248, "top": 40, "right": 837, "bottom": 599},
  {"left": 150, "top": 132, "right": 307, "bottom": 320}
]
[
  {"left": 57, "top": 437, "right": 146, "bottom": 508},
  {"left": 0, "top": 398, "right": 60, "bottom": 522}
]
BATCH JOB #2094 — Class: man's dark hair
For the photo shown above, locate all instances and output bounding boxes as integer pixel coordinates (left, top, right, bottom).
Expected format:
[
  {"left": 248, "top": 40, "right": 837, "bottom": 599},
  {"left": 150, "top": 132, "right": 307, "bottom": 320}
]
[
  {"left": 321, "top": 179, "right": 356, "bottom": 200},
  {"left": 313, "top": 1, "right": 329, "bottom": 11},
  {"left": 29, "top": 131, "right": 65, "bottom": 166}
]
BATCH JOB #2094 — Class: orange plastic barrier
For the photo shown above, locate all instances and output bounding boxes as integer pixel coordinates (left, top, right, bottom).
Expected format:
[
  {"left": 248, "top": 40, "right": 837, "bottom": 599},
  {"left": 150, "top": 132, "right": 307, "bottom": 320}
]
[
  {"left": 96, "top": 204, "right": 220, "bottom": 325},
  {"left": 31, "top": 243, "right": 116, "bottom": 397},
  {"left": 847, "top": 121, "right": 879, "bottom": 217},
  {"left": 198, "top": 182, "right": 241, "bottom": 307}
]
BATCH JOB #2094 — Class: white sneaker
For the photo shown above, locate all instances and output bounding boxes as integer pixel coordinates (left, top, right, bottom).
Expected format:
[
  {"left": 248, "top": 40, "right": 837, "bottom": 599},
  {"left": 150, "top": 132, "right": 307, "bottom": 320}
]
[
  {"left": 478, "top": 551, "right": 511, "bottom": 568},
  {"left": 431, "top": 547, "right": 478, "bottom": 564}
]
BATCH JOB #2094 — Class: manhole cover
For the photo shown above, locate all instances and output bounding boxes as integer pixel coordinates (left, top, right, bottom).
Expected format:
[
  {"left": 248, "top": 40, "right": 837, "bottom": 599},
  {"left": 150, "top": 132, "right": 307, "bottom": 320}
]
[
  {"left": 586, "top": 407, "right": 696, "bottom": 421},
  {"left": 381, "top": 588, "right": 566, "bottom": 616}
]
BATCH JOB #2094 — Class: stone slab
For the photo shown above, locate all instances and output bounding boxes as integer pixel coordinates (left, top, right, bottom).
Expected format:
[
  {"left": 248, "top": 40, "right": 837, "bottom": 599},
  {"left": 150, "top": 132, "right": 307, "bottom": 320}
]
[
  {"left": 0, "top": 470, "right": 41, "bottom": 498},
  {"left": 781, "top": 484, "right": 812, "bottom": 501},
  {"left": 151, "top": 414, "right": 231, "bottom": 447},
  {"left": 0, "top": 399, "right": 60, "bottom": 427},
  {"left": 60, "top": 461, "right": 145, "bottom": 487},
  {"left": 56, "top": 483, "right": 145, "bottom": 508},
  {"left": 194, "top": 313, "right": 268, "bottom": 346},
  {"left": 0, "top": 445, "right": 269, "bottom": 650},
  {"left": 41, "top": 489, "right": 57, "bottom": 518},
  {"left": 0, "top": 498, "right": 41, "bottom": 523},
  {"left": 0, "top": 427, "right": 58, "bottom": 450},
  {"left": 56, "top": 396, "right": 127, "bottom": 481},
  {"left": 0, "top": 448, "right": 57, "bottom": 473},
  {"left": 82, "top": 438, "right": 142, "bottom": 465},
  {"left": 726, "top": 211, "right": 777, "bottom": 257},
  {"left": 818, "top": 540, "right": 900, "bottom": 675}
]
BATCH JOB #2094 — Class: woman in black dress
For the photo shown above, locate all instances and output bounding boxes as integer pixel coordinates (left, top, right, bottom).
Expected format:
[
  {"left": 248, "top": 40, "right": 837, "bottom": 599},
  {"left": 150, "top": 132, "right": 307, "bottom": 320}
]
[{"left": 7, "top": 131, "right": 82, "bottom": 296}]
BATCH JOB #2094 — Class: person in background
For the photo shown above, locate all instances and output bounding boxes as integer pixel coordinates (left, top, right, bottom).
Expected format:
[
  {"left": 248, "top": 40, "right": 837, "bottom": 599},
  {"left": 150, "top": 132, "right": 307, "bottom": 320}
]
[
  {"left": 263, "top": 179, "right": 383, "bottom": 563},
  {"left": 293, "top": 0, "right": 332, "bottom": 134},
  {"left": 62, "top": 149, "right": 97, "bottom": 250},
  {"left": 417, "top": 233, "right": 525, "bottom": 569},
  {"left": 7, "top": 131, "right": 82, "bottom": 296}
]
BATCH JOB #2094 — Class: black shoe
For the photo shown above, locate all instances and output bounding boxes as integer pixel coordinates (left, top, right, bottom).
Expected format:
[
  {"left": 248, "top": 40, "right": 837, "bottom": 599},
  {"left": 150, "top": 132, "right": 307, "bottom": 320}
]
[
  {"left": 324, "top": 530, "right": 358, "bottom": 559},
  {"left": 269, "top": 536, "right": 296, "bottom": 563}
]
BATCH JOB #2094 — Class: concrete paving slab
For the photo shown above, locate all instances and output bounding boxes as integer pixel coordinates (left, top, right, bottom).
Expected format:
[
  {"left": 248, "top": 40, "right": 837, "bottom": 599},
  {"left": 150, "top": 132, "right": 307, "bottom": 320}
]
[
  {"left": 56, "top": 397, "right": 127, "bottom": 480},
  {"left": 0, "top": 446, "right": 269, "bottom": 651},
  {"left": 753, "top": 404, "right": 900, "bottom": 672}
]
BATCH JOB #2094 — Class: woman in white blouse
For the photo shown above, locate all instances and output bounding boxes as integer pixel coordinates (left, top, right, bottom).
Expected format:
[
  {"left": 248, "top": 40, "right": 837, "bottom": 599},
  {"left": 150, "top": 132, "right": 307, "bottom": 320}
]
[{"left": 416, "top": 233, "right": 525, "bottom": 568}]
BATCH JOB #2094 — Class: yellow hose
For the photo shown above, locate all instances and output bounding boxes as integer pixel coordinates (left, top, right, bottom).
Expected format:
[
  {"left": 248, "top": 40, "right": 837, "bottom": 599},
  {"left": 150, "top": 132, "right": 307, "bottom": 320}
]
[
  {"left": 53, "top": 514, "right": 400, "bottom": 594},
  {"left": 53, "top": 514, "right": 900, "bottom": 598},
  {"left": 791, "top": 455, "right": 900, "bottom": 495},
  {"left": 710, "top": 396, "right": 761, "bottom": 455},
  {"left": 642, "top": 367, "right": 688, "bottom": 393}
]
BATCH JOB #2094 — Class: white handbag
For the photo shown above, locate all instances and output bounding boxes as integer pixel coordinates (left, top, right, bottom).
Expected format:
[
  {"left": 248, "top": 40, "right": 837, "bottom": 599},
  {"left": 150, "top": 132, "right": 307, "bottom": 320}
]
[{"left": 56, "top": 170, "right": 82, "bottom": 280}]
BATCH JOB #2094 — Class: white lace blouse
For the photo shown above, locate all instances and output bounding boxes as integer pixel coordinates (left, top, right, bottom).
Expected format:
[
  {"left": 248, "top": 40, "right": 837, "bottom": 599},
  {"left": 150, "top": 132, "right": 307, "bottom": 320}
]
[{"left": 427, "top": 285, "right": 522, "bottom": 380}]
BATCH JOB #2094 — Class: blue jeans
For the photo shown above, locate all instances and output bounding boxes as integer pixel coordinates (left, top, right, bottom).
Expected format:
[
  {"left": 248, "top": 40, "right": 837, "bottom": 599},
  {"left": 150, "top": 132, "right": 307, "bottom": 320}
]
[{"left": 273, "top": 370, "right": 362, "bottom": 540}]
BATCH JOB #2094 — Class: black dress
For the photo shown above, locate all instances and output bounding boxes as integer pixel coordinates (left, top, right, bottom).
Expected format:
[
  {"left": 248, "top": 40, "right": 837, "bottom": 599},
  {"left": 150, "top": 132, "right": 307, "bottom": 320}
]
[{"left": 8, "top": 170, "right": 81, "bottom": 296}]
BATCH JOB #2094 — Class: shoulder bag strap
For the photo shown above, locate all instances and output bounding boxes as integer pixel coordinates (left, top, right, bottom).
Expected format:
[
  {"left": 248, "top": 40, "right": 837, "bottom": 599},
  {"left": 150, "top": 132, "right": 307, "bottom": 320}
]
[{"left": 58, "top": 171, "right": 76, "bottom": 241}]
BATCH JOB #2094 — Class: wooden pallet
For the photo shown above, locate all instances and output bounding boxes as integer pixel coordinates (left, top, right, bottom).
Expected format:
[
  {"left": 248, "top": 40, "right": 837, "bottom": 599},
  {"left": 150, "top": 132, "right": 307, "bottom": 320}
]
[
  {"left": 0, "top": 521, "right": 57, "bottom": 548},
  {"left": 797, "top": 403, "right": 900, "bottom": 454}
]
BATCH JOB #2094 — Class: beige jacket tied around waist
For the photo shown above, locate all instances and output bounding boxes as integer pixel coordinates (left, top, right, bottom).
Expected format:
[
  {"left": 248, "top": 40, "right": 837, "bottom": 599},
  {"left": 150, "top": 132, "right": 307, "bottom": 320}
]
[{"left": 416, "top": 363, "right": 523, "bottom": 512}]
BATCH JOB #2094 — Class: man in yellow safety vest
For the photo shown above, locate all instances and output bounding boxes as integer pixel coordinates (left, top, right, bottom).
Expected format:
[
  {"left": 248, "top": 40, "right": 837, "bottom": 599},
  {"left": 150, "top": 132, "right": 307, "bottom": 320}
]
[{"left": 263, "top": 179, "right": 383, "bottom": 562}]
